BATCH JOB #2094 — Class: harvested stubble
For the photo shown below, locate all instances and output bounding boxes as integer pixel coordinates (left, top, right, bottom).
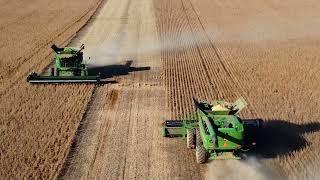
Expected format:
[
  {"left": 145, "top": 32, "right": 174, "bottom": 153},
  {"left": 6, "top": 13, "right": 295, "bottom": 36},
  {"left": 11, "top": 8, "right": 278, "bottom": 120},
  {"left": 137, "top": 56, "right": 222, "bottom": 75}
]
[{"left": 0, "top": 0, "right": 102, "bottom": 178}]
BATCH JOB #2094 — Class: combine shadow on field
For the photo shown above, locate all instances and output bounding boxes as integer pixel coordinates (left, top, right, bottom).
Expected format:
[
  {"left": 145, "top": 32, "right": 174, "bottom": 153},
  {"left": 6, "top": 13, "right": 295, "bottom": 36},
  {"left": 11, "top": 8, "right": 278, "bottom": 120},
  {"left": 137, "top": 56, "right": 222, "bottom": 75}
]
[
  {"left": 88, "top": 60, "right": 150, "bottom": 80},
  {"left": 246, "top": 119, "right": 320, "bottom": 158}
]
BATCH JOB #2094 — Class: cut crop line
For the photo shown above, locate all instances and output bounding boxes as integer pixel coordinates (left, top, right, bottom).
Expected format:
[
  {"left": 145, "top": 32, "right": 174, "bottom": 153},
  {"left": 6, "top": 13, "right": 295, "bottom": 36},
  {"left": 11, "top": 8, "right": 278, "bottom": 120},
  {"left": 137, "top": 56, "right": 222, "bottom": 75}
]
[
  {"left": 57, "top": 85, "right": 98, "bottom": 179},
  {"left": 180, "top": 0, "right": 219, "bottom": 98},
  {"left": 182, "top": 0, "right": 261, "bottom": 117},
  {"left": 86, "top": 87, "right": 113, "bottom": 177}
]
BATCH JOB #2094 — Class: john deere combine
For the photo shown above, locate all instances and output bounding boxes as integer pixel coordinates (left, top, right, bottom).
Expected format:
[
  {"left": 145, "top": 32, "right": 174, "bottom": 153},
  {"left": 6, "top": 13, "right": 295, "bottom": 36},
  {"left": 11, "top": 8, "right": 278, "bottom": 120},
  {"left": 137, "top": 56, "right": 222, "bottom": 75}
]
[
  {"left": 27, "top": 44, "right": 100, "bottom": 83},
  {"left": 162, "top": 97, "right": 262, "bottom": 163}
]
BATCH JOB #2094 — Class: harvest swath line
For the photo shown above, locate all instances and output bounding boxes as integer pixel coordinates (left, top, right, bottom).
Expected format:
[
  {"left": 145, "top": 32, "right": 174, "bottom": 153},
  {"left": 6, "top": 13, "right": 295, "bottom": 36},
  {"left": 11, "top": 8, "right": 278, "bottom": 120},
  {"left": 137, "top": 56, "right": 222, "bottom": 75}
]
[
  {"left": 57, "top": 85, "right": 100, "bottom": 178},
  {"left": 86, "top": 87, "right": 115, "bottom": 176},
  {"left": 181, "top": 0, "right": 261, "bottom": 117},
  {"left": 159, "top": 0, "right": 215, "bottom": 119},
  {"left": 213, "top": 43, "right": 263, "bottom": 117},
  {"left": 180, "top": 0, "right": 233, "bottom": 102}
]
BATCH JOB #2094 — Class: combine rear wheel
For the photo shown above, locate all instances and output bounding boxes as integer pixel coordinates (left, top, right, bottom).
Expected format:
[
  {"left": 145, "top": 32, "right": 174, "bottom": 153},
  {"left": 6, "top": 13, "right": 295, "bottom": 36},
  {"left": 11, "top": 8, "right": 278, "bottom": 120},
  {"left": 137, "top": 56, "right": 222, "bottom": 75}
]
[
  {"left": 186, "top": 129, "right": 195, "bottom": 149},
  {"left": 196, "top": 129, "right": 207, "bottom": 163}
]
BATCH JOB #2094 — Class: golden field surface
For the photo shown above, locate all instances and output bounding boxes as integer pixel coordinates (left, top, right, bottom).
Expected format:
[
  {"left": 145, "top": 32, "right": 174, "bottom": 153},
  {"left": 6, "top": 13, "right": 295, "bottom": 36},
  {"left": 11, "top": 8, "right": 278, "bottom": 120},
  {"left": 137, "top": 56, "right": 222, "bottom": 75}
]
[
  {"left": 1, "top": 0, "right": 320, "bottom": 179},
  {"left": 0, "top": 0, "right": 101, "bottom": 178}
]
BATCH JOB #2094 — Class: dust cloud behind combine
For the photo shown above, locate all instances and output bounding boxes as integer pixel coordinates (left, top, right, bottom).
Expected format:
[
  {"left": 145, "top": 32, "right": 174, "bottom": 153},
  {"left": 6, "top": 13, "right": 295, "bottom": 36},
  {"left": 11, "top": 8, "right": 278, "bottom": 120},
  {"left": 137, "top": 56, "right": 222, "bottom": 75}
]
[
  {"left": 84, "top": 31, "right": 203, "bottom": 67},
  {"left": 79, "top": 1, "right": 320, "bottom": 68},
  {"left": 205, "top": 158, "right": 272, "bottom": 180},
  {"left": 85, "top": 15, "right": 320, "bottom": 68},
  {"left": 84, "top": 43, "right": 123, "bottom": 67}
]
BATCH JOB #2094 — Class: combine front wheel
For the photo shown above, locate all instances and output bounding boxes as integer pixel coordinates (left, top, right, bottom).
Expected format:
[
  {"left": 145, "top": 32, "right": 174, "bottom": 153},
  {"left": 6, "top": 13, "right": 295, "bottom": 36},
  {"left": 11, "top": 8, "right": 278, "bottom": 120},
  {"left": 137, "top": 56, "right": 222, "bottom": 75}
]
[{"left": 196, "top": 129, "right": 207, "bottom": 163}]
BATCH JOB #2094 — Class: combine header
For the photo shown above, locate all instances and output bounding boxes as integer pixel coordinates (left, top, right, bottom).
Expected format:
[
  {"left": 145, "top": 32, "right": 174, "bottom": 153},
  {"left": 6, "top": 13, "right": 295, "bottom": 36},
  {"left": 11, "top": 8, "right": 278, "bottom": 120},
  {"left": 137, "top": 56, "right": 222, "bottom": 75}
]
[
  {"left": 162, "top": 97, "right": 262, "bottom": 163},
  {"left": 27, "top": 44, "right": 100, "bottom": 83}
]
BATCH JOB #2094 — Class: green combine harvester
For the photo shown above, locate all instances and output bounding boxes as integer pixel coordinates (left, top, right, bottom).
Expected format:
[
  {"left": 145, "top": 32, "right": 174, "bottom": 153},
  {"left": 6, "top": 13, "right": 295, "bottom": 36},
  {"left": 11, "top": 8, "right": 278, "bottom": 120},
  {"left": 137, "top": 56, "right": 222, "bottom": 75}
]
[
  {"left": 162, "top": 97, "right": 262, "bottom": 163},
  {"left": 27, "top": 44, "right": 100, "bottom": 83}
]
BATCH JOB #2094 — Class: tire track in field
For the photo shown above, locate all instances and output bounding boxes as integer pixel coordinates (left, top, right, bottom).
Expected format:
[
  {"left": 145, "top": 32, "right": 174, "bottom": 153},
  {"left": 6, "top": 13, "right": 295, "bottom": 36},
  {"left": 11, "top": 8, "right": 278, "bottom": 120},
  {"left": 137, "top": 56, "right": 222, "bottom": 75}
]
[
  {"left": 50, "top": 1, "right": 135, "bottom": 175},
  {"left": 61, "top": 0, "right": 135, "bottom": 177},
  {"left": 154, "top": 0, "right": 215, "bottom": 119},
  {"left": 180, "top": 0, "right": 239, "bottom": 100}
]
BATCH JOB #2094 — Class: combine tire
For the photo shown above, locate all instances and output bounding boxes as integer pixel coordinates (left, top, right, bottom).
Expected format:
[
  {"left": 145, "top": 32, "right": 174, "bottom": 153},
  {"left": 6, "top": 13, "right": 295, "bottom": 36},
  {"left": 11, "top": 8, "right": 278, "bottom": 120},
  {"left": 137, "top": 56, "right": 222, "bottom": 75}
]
[
  {"left": 186, "top": 129, "right": 195, "bottom": 149},
  {"left": 195, "top": 129, "right": 207, "bottom": 163},
  {"left": 49, "top": 68, "right": 54, "bottom": 76},
  {"left": 54, "top": 68, "right": 59, "bottom": 76}
]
